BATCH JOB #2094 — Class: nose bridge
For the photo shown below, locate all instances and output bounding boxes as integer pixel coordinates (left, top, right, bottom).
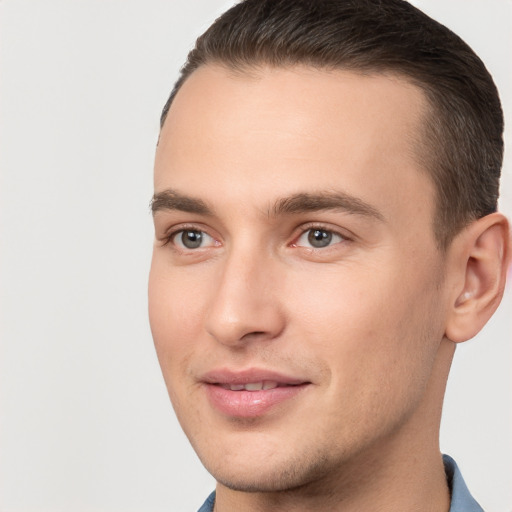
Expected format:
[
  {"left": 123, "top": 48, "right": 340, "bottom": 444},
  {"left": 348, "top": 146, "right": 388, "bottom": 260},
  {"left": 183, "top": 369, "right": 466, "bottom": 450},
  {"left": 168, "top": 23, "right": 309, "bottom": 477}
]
[{"left": 205, "top": 240, "right": 284, "bottom": 346}]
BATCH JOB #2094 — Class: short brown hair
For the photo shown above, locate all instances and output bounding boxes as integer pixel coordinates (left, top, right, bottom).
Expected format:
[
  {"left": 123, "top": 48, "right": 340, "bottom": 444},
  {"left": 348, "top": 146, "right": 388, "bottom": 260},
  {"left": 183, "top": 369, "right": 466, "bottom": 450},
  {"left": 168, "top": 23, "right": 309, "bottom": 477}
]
[{"left": 160, "top": 0, "right": 504, "bottom": 248}]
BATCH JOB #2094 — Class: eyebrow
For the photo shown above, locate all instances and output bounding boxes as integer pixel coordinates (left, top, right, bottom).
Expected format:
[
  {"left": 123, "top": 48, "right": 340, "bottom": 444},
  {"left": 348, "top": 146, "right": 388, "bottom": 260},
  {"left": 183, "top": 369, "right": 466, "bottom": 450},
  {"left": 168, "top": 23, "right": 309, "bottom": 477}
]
[
  {"left": 151, "top": 189, "right": 213, "bottom": 216},
  {"left": 271, "top": 192, "right": 385, "bottom": 221},
  {"left": 151, "top": 189, "right": 384, "bottom": 222}
]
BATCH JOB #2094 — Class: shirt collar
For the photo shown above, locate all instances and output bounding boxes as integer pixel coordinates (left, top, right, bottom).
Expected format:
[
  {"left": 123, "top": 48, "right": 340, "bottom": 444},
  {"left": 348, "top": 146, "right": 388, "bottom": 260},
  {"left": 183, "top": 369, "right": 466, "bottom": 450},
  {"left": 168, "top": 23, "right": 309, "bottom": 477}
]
[{"left": 443, "top": 454, "right": 484, "bottom": 512}]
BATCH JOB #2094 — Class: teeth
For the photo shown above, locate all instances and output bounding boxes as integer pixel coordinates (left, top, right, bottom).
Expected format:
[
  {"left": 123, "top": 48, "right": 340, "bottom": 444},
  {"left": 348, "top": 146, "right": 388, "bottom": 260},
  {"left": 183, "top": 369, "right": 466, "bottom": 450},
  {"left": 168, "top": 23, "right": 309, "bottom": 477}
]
[
  {"left": 243, "top": 382, "right": 263, "bottom": 391},
  {"left": 224, "top": 381, "right": 279, "bottom": 391}
]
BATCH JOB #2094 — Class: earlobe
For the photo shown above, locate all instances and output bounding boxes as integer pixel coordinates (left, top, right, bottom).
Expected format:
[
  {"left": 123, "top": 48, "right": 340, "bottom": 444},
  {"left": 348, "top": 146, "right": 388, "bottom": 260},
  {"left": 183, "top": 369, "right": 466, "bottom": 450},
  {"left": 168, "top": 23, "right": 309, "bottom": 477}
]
[{"left": 445, "top": 213, "right": 510, "bottom": 343}]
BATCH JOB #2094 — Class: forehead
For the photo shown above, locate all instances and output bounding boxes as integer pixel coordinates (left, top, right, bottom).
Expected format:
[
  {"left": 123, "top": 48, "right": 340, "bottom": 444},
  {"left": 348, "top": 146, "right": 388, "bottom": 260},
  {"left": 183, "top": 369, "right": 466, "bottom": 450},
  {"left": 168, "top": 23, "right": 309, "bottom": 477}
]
[
  {"left": 159, "top": 64, "right": 427, "bottom": 149},
  {"left": 155, "top": 64, "right": 434, "bottom": 232}
]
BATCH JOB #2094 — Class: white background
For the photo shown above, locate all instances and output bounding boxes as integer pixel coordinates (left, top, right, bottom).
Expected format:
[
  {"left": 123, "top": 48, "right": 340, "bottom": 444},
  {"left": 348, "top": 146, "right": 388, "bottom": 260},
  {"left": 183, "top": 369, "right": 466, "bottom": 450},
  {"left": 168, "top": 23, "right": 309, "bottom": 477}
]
[{"left": 0, "top": 1, "right": 510, "bottom": 511}]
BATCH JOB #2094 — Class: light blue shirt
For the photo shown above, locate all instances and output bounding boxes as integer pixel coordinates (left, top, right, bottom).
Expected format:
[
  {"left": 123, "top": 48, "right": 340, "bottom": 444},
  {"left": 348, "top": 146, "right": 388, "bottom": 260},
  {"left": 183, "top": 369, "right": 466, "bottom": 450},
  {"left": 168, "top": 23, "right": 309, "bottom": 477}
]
[
  {"left": 443, "top": 454, "right": 484, "bottom": 512},
  {"left": 197, "top": 455, "right": 484, "bottom": 511}
]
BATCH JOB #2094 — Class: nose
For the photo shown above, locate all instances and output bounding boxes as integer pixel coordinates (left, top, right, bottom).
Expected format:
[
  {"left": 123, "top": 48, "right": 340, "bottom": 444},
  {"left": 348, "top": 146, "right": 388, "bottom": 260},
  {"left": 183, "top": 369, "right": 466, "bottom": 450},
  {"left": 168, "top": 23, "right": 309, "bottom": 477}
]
[{"left": 204, "top": 248, "right": 286, "bottom": 347}]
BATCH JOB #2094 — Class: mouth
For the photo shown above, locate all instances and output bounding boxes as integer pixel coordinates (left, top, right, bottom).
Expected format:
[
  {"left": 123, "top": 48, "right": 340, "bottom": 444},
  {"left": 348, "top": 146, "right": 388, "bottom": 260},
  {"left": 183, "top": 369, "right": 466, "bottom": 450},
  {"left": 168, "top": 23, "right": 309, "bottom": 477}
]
[
  {"left": 201, "top": 369, "right": 310, "bottom": 418},
  {"left": 218, "top": 380, "right": 298, "bottom": 391}
]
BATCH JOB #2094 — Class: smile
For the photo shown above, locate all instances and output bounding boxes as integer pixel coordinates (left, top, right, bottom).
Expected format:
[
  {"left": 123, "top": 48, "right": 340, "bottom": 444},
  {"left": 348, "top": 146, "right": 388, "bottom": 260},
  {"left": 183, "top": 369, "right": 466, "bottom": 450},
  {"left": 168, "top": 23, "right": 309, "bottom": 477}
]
[
  {"left": 202, "top": 369, "right": 310, "bottom": 418},
  {"left": 219, "top": 381, "right": 289, "bottom": 391}
]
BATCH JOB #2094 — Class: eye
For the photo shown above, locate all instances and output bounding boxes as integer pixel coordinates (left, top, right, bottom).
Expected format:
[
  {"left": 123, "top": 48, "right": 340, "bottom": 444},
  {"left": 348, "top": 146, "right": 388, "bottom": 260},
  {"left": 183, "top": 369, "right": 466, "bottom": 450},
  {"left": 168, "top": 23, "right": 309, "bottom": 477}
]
[
  {"left": 173, "top": 229, "right": 216, "bottom": 250},
  {"left": 295, "top": 228, "right": 344, "bottom": 249}
]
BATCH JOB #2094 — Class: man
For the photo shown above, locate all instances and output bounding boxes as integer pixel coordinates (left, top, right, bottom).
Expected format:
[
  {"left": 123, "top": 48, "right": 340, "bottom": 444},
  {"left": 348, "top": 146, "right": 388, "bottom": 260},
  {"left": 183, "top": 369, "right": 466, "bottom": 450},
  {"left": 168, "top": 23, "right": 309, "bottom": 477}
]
[{"left": 148, "top": 0, "right": 510, "bottom": 510}]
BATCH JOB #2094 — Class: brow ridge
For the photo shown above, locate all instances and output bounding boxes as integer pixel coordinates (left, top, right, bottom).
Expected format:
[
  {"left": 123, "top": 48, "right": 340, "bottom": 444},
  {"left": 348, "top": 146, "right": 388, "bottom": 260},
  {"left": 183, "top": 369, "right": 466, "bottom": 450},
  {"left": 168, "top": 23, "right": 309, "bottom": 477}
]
[
  {"left": 271, "top": 192, "right": 384, "bottom": 220},
  {"left": 151, "top": 189, "right": 384, "bottom": 222},
  {"left": 151, "top": 189, "right": 212, "bottom": 216}
]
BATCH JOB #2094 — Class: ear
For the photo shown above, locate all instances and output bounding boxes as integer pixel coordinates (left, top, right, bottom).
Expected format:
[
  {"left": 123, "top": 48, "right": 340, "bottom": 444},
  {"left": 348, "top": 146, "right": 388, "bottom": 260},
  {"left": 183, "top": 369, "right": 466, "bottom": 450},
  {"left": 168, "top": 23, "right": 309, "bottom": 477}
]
[{"left": 445, "top": 213, "right": 511, "bottom": 343}]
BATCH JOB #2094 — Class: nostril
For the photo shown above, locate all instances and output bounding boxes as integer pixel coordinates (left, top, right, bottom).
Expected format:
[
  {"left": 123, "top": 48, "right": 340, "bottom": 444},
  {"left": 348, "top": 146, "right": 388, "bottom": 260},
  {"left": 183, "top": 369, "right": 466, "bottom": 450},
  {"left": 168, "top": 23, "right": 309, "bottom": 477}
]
[
  {"left": 204, "top": 289, "right": 286, "bottom": 346},
  {"left": 241, "top": 331, "right": 267, "bottom": 341}
]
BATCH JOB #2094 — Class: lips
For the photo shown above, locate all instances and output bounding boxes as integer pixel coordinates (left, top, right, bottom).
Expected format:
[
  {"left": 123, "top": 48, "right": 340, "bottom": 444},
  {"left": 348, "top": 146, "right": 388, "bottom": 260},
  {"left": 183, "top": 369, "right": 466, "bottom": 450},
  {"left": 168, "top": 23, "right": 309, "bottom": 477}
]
[{"left": 201, "top": 369, "right": 310, "bottom": 418}]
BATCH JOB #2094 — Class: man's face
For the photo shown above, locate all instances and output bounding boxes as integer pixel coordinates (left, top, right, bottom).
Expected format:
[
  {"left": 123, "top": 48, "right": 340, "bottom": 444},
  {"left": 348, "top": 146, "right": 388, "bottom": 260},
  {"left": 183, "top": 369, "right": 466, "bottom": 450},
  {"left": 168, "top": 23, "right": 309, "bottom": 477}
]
[{"left": 149, "top": 65, "right": 451, "bottom": 491}]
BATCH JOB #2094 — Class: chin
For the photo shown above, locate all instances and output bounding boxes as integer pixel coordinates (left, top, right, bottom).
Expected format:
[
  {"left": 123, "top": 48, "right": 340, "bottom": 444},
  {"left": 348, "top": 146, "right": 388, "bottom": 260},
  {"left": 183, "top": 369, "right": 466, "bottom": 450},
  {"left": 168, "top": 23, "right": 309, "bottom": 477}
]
[
  {"left": 200, "top": 446, "right": 336, "bottom": 494},
  {"left": 212, "top": 466, "right": 321, "bottom": 493}
]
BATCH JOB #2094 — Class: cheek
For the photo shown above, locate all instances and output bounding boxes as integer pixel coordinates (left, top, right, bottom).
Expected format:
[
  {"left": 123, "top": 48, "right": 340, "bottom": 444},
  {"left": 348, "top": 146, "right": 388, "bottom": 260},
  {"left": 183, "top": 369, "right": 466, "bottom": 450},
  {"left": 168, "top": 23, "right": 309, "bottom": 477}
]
[
  {"left": 148, "top": 259, "right": 207, "bottom": 378},
  {"left": 287, "top": 259, "right": 442, "bottom": 390}
]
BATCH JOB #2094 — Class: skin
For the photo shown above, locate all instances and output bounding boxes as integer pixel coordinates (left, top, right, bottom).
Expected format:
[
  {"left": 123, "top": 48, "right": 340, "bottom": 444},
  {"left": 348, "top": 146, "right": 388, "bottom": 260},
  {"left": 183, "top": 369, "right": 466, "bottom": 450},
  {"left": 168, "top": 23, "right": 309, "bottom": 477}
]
[{"left": 149, "top": 65, "right": 509, "bottom": 511}]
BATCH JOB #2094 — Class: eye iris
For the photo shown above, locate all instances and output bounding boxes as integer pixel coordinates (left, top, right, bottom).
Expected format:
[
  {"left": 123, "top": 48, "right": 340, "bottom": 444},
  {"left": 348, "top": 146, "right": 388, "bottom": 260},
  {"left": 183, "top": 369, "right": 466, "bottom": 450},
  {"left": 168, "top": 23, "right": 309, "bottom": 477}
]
[
  {"left": 181, "top": 230, "right": 203, "bottom": 249},
  {"left": 308, "top": 229, "right": 332, "bottom": 248}
]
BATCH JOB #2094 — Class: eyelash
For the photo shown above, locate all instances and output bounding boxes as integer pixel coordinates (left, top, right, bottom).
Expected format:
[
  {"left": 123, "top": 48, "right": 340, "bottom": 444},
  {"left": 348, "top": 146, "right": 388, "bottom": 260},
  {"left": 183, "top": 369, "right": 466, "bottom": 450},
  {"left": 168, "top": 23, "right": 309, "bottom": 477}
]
[
  {"left": 161, "top": 223, "right": 351, "bottom": 252},
  {"left": 161, "top": 224, "right": 215, "bottom": 248},
  {"left": 292, "top": 223, "right": 350, "bottom": 250}
]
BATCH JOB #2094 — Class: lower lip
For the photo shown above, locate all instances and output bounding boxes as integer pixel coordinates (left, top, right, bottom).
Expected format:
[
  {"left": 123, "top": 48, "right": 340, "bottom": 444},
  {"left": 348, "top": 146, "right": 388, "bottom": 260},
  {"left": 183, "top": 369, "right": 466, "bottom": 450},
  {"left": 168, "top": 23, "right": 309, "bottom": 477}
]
[{"left": 205, "top": 384, "right": 308, "bottom": 418}]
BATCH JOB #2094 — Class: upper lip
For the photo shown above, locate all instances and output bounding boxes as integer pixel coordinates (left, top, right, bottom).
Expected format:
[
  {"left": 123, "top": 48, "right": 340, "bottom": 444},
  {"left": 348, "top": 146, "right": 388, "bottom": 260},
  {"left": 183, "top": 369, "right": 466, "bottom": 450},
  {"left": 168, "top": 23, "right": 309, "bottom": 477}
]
[{"left": 201, "top": 368, "right": 309, "bottom": 386}]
